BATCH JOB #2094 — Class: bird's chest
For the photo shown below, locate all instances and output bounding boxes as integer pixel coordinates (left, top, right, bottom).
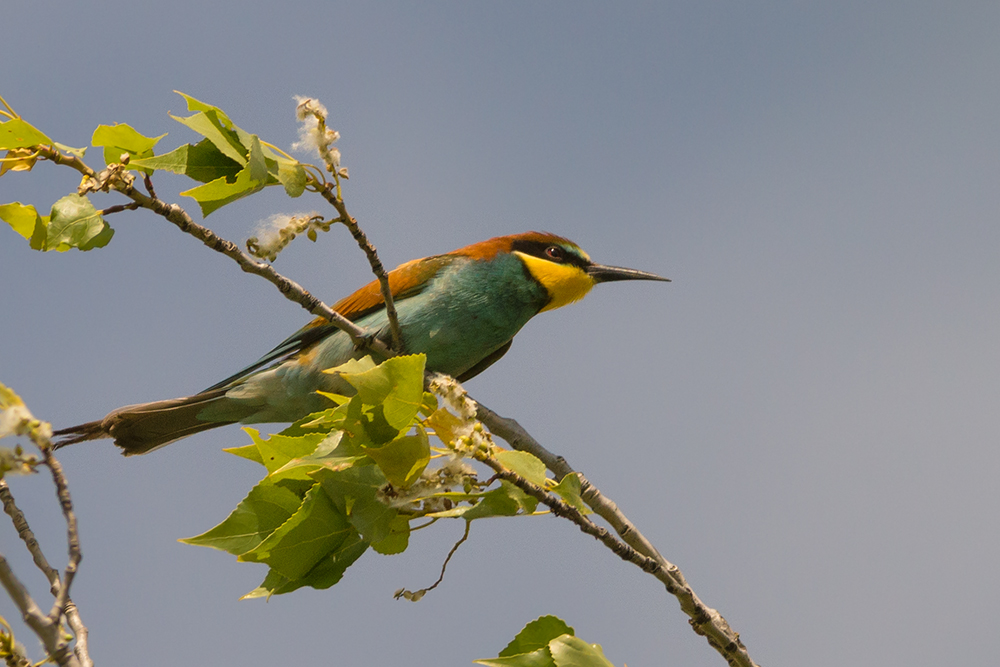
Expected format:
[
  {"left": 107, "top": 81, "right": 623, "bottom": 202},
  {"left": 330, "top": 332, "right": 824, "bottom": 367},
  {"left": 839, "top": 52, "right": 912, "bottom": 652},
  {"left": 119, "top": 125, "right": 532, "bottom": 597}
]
[{"left": 395, "top": 258, "right": 547, "bottom": 375}]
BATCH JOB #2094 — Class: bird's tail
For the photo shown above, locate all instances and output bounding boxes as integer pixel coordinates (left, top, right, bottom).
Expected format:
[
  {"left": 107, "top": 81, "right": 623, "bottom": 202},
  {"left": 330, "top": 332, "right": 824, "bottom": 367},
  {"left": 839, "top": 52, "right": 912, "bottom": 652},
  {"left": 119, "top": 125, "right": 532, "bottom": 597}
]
[{"left": 53, "top": 388, "right": 239, "bottom": 456}]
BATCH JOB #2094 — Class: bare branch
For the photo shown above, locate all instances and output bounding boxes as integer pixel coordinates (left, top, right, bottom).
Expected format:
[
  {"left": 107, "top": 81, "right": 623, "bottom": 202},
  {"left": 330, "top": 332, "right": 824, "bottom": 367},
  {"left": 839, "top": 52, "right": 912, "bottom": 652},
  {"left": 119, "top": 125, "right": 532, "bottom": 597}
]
[
  {"left": 0, "top": 482, "right": 82, "bottom": 667},
  {"left": 36, "top": 145, "right": 391, "bottom": 360},
  {"left": 319, "top": 184, "right": 404, "bottom": 353},
  {"left": 0, "top": 480, "right": 60, "bottom": 593},
  {"left": 35, "top": 142, "right": 754, "bottom": 667},
  {"left": 99, "top": 202, "right": 140, "bottom": 216},
  {"left": 471, "top": 442, "right": 756, "bottom": 667}
]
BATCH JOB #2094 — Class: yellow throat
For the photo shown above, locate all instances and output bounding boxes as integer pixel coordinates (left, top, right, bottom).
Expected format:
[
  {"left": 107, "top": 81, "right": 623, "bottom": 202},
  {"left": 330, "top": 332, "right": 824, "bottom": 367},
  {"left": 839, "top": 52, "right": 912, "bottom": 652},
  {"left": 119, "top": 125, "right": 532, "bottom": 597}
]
[{"left": 514, "top": 251, "right": 595, "bottom": 312}]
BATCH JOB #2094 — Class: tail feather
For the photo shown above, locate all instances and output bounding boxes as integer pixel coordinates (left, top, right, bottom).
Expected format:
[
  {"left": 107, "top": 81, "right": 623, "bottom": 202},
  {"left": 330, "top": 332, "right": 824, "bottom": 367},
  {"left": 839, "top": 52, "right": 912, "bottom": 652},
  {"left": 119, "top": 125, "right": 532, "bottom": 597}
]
[{"left": 53, "top": 389, "right": 239, "bottom": 456}]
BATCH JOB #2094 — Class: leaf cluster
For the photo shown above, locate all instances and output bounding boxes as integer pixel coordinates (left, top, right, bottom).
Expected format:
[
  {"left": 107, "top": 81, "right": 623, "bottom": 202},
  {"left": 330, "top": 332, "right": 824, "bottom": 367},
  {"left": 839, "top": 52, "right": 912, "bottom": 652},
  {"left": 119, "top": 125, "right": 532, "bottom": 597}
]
[
  {"left": 0, "top": 92, "right": 318, "bottom": 253},
  {"left": 181, "top": 354, "right": 582, "bottom": 598},
  {"left": 476, "top": 616, "right": 617, "bottom": 667}
]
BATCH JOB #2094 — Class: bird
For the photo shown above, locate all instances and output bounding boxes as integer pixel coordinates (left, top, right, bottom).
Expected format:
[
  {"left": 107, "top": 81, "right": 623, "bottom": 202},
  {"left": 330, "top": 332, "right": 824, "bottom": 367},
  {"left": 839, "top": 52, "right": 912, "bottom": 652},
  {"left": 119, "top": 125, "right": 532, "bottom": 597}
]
[{"left": 53, "top": 231, "right": 669, "bottom": 456}]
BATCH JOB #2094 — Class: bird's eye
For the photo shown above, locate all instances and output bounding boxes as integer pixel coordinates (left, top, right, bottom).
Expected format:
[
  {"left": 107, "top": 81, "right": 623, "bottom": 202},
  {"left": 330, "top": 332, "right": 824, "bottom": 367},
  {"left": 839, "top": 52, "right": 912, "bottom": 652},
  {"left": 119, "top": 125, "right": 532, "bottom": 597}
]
[{"left": 545, "top": 246, "right": 564, "bottom": 261}]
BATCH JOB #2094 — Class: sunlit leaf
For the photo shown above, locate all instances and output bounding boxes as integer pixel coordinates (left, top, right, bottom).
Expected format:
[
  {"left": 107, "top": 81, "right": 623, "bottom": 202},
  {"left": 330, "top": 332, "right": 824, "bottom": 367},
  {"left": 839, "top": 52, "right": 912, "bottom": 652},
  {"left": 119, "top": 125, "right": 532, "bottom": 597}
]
[
  {"left": 370, "top": 514, "right": 410, "bottom": 555},
  {"left": 550, "top": 473, "right": 588, "bottom": 513},
  {"left": 500, "top": 616, "right": 575, "bottom": 658},
  {"left": 128, "top": 139, "right": 243, "bottom": 183},
  {"left": 0, "top": 118, "right": 51, "bottom": 149},
  {"left": 239, "top": 483, "right": 353, "bottom": 580},
  {"left": 0, "top": 202, "right": 45, "bottom": 247},
  {"left": 496, "top": 450, "right": 547, "bottom": 486},
  {"left": 170, "top": 108, "right": 246, "bottom": 165},
  {"left": 0, "top": 148, "right": 38, "bottom": 175},
  {"left": 223, "top": 441, "right": 265, "bottom": 465},
  {"left": 363, "top": 428, "right": 430, "bottom": 488},
  {"left": 242, "top": 428, "right": 327, "bottom": 475},
  {"left": 53, "top": 142, "right": 87, "bottom": 158},
  {"left": 314, "top": 464, "right": 399, "bottom": 545},
  {"left": 243, "top": 531, "right": 368, "bottom": 598},
  {"left": 336, "top": 354, "right": 427, "bottom": 430},
  {"left": 276, "top": 158, "right": 307, "bottom": 197},
  {"left": 248, "top": 134, "right": 268, "bottom": 183},
  {"left": 424, "top": 406, "right": 466, "bottom": 446},
  {"left": 180, "top": 163, "right": 266, "bottom": 216},
  {"left": 460, "top": 481, "right": 538, "bottom": 521},
  {"left": 473, "top": 648, "right": 554, "bottom": 667},
  {"left": 180, "top": 477, "right": 311, "bottom": 556},
  {"left": 91, "top": 123, "right": 165, "bottom": 169},
  {"left": 548, "top": 635, "right": 615, "bottom": 667},
  {"left": 46, "top": 194, "right": 114, "bottom": 251}
]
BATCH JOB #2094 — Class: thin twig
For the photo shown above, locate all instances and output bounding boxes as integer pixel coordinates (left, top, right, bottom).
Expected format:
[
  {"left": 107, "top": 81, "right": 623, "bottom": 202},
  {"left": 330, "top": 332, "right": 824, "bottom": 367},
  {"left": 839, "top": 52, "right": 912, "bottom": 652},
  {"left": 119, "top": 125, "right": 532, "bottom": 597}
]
[
  {"left": 0, "top": 480, "right": 82, "bottom": 667},
  {"left": 36, "top": 145, "right": 390, "bottom": 358},
  {"left": 473, "top": 447, "right": 756, "bottom": 667},
  {"left": 143, "top": 172, "right": 157, "bottom": 199},
  {"left": 99, "top": 202, "right": 140, "bottom": 216},
  {"left": 319, "top": 184, "right": 404, "bottom": 353},
  {"left": 394, "top": 520, "right": 471, "bottom": 601},
  {"left": 36, "top": 142, "right": 754, "bottom": 667},
  {"left": 0, "top": 480, "right": 60, "bottom": 594}
]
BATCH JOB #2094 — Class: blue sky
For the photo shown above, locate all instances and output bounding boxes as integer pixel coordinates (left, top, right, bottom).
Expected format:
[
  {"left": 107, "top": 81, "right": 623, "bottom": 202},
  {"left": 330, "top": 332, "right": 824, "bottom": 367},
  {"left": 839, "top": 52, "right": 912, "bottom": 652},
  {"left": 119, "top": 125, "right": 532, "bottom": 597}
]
[{"left": 3, "top": 3, "right": 999, "bottom": 666}]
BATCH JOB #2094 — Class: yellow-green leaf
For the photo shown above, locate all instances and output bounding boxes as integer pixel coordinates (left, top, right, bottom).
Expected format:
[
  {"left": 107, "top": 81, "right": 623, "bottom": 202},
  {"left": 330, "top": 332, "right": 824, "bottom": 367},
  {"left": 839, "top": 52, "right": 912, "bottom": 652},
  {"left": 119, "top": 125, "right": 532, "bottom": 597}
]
[{"left": 0, "top": 118, "right": 51, "bottom": 149}]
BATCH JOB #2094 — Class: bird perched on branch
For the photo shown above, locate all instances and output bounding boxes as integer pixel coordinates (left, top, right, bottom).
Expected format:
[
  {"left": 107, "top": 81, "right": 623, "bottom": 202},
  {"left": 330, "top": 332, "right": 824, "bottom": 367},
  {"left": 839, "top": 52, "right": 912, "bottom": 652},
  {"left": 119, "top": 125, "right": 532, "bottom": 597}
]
[{"left": 54, "top": 231, "right": 669, "bottom": 455}]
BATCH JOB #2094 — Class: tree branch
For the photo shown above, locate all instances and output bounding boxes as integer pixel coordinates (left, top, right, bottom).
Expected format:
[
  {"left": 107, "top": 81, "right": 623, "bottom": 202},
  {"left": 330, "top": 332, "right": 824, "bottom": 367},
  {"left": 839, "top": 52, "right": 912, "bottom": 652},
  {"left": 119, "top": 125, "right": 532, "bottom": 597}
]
[
  {"left": 36, "top": 142, "right": 755, "bottom": 667},
  {"left": 36, "top": 145, "right": 392, "bottom": 360},
  {"left": 471, "top": 442, "right": 752, "bottom": 666},
  {"left": 0, "top": 481, "right": 83, "bottom": 667},
  {"left": 319, "top": 183, "right": 404, "bottom": 353}
]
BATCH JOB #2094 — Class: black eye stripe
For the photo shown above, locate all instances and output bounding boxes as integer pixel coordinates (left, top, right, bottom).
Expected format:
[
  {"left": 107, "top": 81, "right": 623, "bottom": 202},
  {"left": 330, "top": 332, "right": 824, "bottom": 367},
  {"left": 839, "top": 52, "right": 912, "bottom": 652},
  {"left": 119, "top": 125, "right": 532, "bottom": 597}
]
[{"left": 511, "top": 239, "right": 589, "bottom": 269}]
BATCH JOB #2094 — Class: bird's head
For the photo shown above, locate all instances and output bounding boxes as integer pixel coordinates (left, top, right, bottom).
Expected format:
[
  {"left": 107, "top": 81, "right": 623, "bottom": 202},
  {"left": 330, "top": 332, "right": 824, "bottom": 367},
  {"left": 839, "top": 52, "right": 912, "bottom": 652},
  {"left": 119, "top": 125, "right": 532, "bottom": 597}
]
[{"left": 471, "top": 232, "right": 670, "bottom": 313}]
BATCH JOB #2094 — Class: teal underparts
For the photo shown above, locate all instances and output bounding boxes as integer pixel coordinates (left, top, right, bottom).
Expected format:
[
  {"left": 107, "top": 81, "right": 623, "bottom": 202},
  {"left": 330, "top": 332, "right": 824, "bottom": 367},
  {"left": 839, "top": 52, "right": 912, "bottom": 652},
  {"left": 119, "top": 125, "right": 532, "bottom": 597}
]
[{"left": 202, "top": 254, "right": 549, "bottom": 424}]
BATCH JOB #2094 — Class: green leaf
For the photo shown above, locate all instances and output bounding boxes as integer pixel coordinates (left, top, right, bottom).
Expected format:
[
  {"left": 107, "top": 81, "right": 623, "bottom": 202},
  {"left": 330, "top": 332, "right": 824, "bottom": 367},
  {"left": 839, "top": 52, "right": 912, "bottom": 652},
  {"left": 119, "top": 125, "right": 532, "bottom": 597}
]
[
  {"left": 495, "top": 450, "right": 548, "bottom": 486},
  {"left": 91, "top": 123, "right": 165, "bottom": 169},
  {"left": 500, "top": 616, "right": 575, "bottom": 658},
  {"left": 0, "top": 202, "right": 46, "bottom": 248},
  {"left": 128, "top": 139, "right": 243, "bottom": 183},
  {"left": 326, "top": 356, "right": 377, "bottom": 375},
  {"left": 363, "top": 428, "right": 430, "bottom": 488},
  {"left": 170, "top": 107, "right": 247, "bottom": 165},
  {"left": 175, "top": 91, "right": 234, "bottom": 122},
  {"left": 275, "top": 158, "right": 307, "bottom": 197},
  {"left": 180, "top": 163, "right": 266, "bottom": 216},
  {"left": 336, "top": 354, "right": 427, "bottom": 430},
  {"left": 0, "top": 118, "right": 51, "bottom": 149},
  {"left": 242, "top": 428, "right": 328, "bottom": 475},
  {"left": 314, "top": 465, "right": 400, "bottom": 545},
  {"left": 370, "top": 514, "right": 410, "bottom": 555},
  {"left": 474, "top": 648, "right": 555, "bottom": 667},
  {"left": 248, "top": 134, "right": 268, "bottom": 183},
  {"left": 548, "top": 636, "right": 615, "bottom": 667},
  {"left": 424, "top": 406, "right": 466, "bottom": 446},
  {"left": 239, "top": 483, "right": 353, "bottom": 580},
  {"left": 223, "top": 441, "right": 265, "bottom": 465},
  {"left": 45, "top": 194, "right": 114, "bottom": 251},
  {"left": 243, "top": 530, "right": 368, "bottom": 598},
  {"left": 180, "top": 477, "right": 311, "bottom": 556},
  {"left": 53, "top": 142, "right": 87, "bottom": 158},
  {"left": 460, "top": 481, "right": 539, "bottom": 521},
  {"left": 550, "top": 473, "right": 588, "bottom": 513}
]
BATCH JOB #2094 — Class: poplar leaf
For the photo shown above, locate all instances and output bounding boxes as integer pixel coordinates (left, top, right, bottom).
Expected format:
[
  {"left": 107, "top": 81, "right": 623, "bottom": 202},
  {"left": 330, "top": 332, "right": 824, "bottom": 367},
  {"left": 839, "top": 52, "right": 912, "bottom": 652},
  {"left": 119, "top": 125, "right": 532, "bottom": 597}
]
[
  {"left": 180, "top": 477, "right": 310, "bottom": 556},
  {"left": 0, "top": 118, "right": 51, "bottom": 149},
  {"left": 46, "top": 194, "right": 114, "bottom": 251},
  {"left": 239, "top": 483, "right": 354, "bottom": 580},
  {"left": 128, "top": 139, "right": 243, "bottom": 183}
]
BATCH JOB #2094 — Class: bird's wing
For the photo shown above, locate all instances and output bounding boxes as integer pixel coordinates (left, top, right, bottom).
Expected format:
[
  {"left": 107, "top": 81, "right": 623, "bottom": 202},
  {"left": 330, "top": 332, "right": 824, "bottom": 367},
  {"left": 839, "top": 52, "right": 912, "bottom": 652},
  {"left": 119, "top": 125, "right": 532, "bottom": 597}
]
[
  {"left": 456, "top": 339, "right": 513, "bottom": 382},
  {"left": 201, "top": 254, "right": 458, "bottom": 393}
]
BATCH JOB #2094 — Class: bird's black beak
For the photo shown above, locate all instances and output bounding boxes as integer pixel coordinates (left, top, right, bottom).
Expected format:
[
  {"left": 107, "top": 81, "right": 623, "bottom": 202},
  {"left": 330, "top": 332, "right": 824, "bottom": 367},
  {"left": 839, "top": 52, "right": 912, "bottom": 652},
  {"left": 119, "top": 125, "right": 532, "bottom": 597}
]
[{"left": 587, "top": 263, "right": 671, "bottom": 284}]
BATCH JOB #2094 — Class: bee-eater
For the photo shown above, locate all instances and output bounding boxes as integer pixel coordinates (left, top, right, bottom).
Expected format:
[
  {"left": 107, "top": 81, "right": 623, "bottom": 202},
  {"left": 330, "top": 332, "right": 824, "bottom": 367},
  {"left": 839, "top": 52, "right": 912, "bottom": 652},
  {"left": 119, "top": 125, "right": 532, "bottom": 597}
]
[{"left": 54, "top": 232, "right": 668, "bottom": 455}]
